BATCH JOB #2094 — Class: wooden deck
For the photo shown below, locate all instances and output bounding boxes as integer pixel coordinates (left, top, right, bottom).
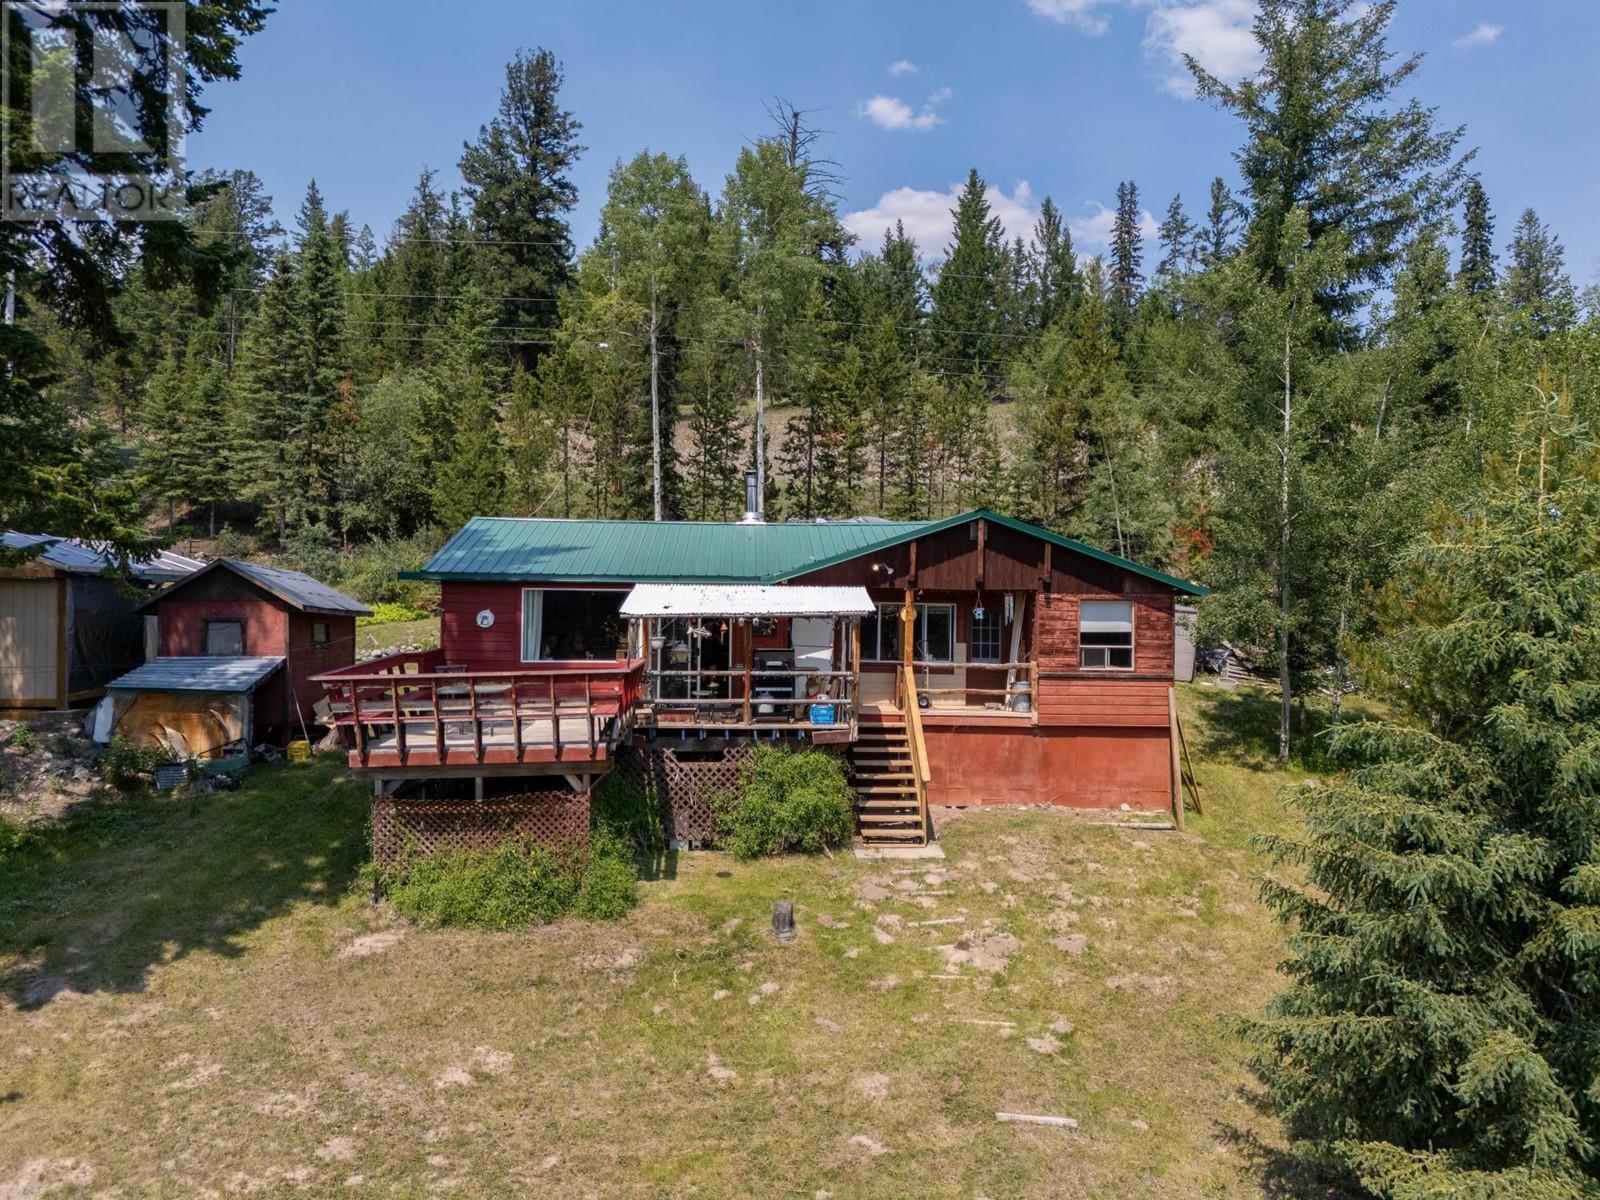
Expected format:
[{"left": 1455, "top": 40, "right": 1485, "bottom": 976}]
[{"left": 312, "top": 650, "right": 643, "bottom": 771}]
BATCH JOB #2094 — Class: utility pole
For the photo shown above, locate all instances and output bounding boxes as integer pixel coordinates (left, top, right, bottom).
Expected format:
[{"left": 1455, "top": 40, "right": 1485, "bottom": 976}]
[
  {"left": 649, "top": 275, "right": 662, "bottom": 521},
  {"left": 753, "top": 302, "right": 765, "bottom": 508}
]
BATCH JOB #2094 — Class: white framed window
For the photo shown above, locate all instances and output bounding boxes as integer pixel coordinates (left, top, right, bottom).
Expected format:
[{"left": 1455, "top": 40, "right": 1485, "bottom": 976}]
[
  {"left": 865, "top": 602, "right": 955, "bottom": 663},
  {"left": 1079, "top": 599, "right": 1134, "bottom": 670},
  {"left": 970, "top": 607, "right": 1003, "bottom": 663}
]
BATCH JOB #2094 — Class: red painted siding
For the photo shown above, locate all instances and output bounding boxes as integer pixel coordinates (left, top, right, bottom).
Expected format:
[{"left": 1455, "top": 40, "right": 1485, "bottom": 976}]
[
  {"left": 1034, "top": 591, "right": 1174, "bottom": 678},
  {"left": 152, "top": 570, "right": 359, "bottom": 737},
  {"left": 440, "top": 582, "right": 631, "bottom": 672},
  {"left": 920, "top": 724, "right": 1171, "bottom": 810}
]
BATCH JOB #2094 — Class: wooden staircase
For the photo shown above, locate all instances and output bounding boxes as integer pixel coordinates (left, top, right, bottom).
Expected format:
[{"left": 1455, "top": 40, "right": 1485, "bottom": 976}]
[{"left": 850, "top": 718, "right": 928, "bottom": 844}]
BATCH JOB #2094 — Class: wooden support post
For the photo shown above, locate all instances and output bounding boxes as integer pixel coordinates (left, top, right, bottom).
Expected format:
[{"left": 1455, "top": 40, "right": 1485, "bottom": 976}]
[
  {"left": 850, "top": 617, "right": 861, "bottom": 729},
  {"left": 469, "top": 680, "right": 483, "bottom": 761},
  {"left": 741, "top": 618, "right": 753, "bottom": 725},
  {"left": 1042, "top": 542, "right": 1053, "bottom": 592},
  {"left": 901, "top": 586, "right": 915, "bottom": 675},
  {"left": 390, "top": 677, "right": 406, "bottom": 763},
  {"left": 550, "top": 674, "right": 561, "bottom": 760},
  {"left": 510, "top": 676, "right": 523, "bottom": 761},
  {"left": 584, "top": 675, "right": 595, "bottom": 758},
  {"left": 348, "top": 683, "right": 367, "bottom": 766},
  {"left": 1169, "top": 687, "right": 1185, "bottom": 831},
  {"left": 430, "top": 680, "right": 443, "bottom": 758}
]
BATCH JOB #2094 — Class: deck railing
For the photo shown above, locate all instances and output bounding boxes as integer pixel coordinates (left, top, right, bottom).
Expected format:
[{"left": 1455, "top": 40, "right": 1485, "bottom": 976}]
[
  {"left": 897, "top": 665, "right": 933, "bottom": 835},
  {"left": 312, "top": 651, "right": 645, "bottom": 769},
  {"left": 643, "top": 667, "right": 857, "bottom": 736},
  {"left": 904, "top": 659, "right": 1038, "bottom": 719}
]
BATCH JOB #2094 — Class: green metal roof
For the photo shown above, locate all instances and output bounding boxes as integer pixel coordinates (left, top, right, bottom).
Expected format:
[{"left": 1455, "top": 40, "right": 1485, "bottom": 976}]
[{"left": 409, "top": 510, "right": 1207, "bottom": 596}]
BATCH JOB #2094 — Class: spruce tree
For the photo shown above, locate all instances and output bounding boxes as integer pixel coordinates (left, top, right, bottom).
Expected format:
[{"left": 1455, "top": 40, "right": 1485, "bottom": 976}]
[
  {"left": 1456, "top": 178, "right": 1497, "bottom": 297},
  {"left": 1506, "top": 208, "right": 1576, "bottom": 336},
  {"left": 1203, "top": 176, "right": 1244, "bottom": 264},
  {"left": 292, "top": 181, "right": 352, "bottom": 536},
  {"left": 1244, "top": 396, "right": 1600, "bottom": 1199},
  {"left": 929, "top": 169, "right": 1004, "bottom": 372},
  {"left": 1191, "top": 0, "right": 1469, "bottom": 328},
  {"left": 1029, "top": 196, "right": 1080, "bottom": 330},
  {"left": 1108, "top": 180, "right": 1143, "bottom": 335},
  {"left": 1156, "top": 194, "right": 1197, "bottom": 279},
  {"left": 231, "top": 249, "right": 302, "bottom": 544},
  {"left": 459, "top": 48, "right": 585, "bottom": 369}
]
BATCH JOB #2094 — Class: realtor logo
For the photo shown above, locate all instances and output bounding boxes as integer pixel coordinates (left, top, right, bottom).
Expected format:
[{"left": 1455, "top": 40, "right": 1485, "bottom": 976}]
[{"left": 1, "top": 1, "right": 187, "bottom": 221}]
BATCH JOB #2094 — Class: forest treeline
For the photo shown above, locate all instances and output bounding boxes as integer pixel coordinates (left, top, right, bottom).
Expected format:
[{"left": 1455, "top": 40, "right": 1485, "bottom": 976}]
[{"left": 7, "top": 0, "right": 1599, "bottom": 764}]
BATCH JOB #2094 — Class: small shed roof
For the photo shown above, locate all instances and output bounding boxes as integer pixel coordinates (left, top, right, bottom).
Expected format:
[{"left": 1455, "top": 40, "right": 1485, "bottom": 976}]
[
  {"left": 106, "top": 656, "right": 284, "bottom": 694},
  {"left": 2, "top": 531, "right": 204, "bottom": 582},
  {"left": 620, "top": 583, "right": 875, "bottom": 619},
  {"left": 140, "top": 559, "right": 373, "bottom": 617}
]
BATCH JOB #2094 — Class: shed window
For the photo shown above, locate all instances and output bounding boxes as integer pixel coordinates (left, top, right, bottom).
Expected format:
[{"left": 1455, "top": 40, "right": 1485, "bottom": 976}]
[
  {"left": 866, "top": 602, "right": 955, "bottom": 664},
  {"left": 311, "top": 620, "right": 331, "bottom": 647},
  {"left": 1079, "top": 600, "right": 1133, "bottom": 670},
  {"left": 203, "top": 619, "right": 244, "bottom": 656}
]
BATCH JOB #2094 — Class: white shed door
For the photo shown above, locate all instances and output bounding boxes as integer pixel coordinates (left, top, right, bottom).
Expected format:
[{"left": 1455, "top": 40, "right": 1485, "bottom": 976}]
[{"left": 0, "top": 579, "right": 58, "bottom": 703}]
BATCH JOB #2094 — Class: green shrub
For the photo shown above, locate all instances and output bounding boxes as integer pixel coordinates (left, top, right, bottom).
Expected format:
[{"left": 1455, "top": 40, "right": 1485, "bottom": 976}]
[
  {"left": 101, "top": 736, "right": 168, "bottom": 793},
  {"left": 381, "top": 833, "right": 637, "bottom": 929},
  {"left": 591, "top": 772, "right": 664, "bottom": 856},
  {"left": 357, "top": 600, "right": 433, "bottom": 627},
  {"left": 713, "top": 745, "right": 856, "bottom": 859},
  {"left": 575, "top": 830, "right": 640, "bottom": 918},
  {"left": 9, "top": 725, "right": 35, "bottom": 752},
  {"left": 48, "top": 734, "right": 77, "bottom": 757}
]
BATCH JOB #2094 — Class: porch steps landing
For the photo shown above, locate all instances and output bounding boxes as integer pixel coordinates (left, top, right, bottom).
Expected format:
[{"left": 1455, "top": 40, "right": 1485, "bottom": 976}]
[{"left": 849, "top": 718, "right": 929, "bottom": 846}]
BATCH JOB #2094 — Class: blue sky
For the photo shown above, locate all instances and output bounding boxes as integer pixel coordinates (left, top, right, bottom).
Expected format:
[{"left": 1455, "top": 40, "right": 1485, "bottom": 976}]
[{"left": 190, "top": 0, "right": 1599, "bottom": 283}]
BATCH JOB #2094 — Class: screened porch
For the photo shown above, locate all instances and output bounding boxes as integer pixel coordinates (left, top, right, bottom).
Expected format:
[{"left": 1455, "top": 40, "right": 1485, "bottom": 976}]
[{"left": 620, "top": 583, "right": 873, "bottom": 743}]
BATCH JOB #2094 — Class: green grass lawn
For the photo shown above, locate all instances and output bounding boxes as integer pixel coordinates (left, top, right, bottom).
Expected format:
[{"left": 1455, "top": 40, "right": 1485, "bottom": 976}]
[
  {"left": 0, "top": 684, "right": 1327, "bottom": 1197},
  {"left": 356, "top": 615, "right": 440, "bottom": 657}
]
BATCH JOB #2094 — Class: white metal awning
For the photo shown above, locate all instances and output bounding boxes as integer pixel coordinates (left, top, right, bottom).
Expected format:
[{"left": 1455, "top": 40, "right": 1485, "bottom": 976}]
[{"left": 620, "top": 583, "right": 874, "bottom": 620}]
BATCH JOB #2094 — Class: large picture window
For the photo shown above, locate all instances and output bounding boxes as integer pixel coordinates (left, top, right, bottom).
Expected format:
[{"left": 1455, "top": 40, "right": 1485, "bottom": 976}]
[
  {"left": 1079, "top": 599, "right": 1134, "bottom": 670},
  {"left": 521, "top": 589, "right": 627, "bottom": 661},
  {"left": 865, "top": 602, "right": 955, "bottom": 663}
]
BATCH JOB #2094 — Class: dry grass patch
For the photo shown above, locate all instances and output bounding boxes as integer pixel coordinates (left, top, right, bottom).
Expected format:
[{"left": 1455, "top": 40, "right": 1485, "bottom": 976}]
[{"left": 0, "top": 687, "right": 1317, "bottom": 1196}]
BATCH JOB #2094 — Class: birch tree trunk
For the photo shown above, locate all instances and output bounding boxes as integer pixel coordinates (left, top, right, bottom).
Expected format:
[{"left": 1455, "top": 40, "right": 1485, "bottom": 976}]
[{"left": 1278, "top": 324, "right": 1293, "bottom": 764}]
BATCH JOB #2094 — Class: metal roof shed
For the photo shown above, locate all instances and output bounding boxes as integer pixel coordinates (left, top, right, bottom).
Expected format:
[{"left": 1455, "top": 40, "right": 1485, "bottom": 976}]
[
  {"left": 619, "top": 584, "right": 875, "bottom": 619},
  {"left": 94, "top": 656, "right": 286, "bottom": 759}
]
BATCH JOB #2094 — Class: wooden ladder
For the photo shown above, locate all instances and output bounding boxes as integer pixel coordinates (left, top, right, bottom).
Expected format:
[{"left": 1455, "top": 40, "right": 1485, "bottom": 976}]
[{"left": 850, "top": 713, "right": 929, "bottom": 846}]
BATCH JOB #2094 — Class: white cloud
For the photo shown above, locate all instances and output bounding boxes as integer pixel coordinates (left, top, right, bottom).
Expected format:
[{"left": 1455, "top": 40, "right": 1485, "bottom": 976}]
[
  {"left": 857, "top": 87, "right": 952, "bottom": 132},
  {"left": 887, "top": 59, "right": 919, "bottom": 76},
  {"left": 1144, "top": 0, "right": 1261, "bottom": 97},
  {"left": 843, "top": 180, "right": 1040, "bottom": 258},
  {"left": 1067, "top": 200, "right": 1160, "bottom": 253},
  {"left": 1452, "top": 22, "right": 1501, "bottom": 50},
  {"left": 1025, "top": 0, "right": 1119, "bottom": 35}
]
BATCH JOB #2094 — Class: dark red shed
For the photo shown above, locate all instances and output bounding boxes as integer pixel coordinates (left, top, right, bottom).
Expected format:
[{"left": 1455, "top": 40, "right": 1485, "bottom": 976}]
[{"left": 139, "top": 559, "right": 371, "bottom": 742}]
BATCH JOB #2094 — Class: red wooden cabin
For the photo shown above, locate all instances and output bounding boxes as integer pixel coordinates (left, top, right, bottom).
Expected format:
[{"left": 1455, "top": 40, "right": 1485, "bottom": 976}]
[{"left": 316, "top": 510, "right": 1204, "bottom": 846}]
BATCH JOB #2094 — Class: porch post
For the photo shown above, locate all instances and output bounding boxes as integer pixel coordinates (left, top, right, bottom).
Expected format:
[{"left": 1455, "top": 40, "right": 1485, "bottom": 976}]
[
  {"left": 901, "top": 587, "right": 915, "bottom": 672},
  {"left": 741, "top": 618, "right": 753, "bottom": 725}
]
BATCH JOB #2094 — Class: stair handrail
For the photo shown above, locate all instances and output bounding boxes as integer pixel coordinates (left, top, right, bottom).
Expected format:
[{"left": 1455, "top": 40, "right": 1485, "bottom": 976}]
[{"left": 899, "top": 664, "right": 932, "bottom": 838}]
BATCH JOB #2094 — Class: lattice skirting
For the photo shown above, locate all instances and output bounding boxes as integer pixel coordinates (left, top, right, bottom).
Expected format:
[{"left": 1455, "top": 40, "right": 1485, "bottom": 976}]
[
  {"left": 372, "top": 790, "right": 591, "bottom": 866},
  {"left": 615, "top": 742, "right": 847, "bottom": 849}
]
